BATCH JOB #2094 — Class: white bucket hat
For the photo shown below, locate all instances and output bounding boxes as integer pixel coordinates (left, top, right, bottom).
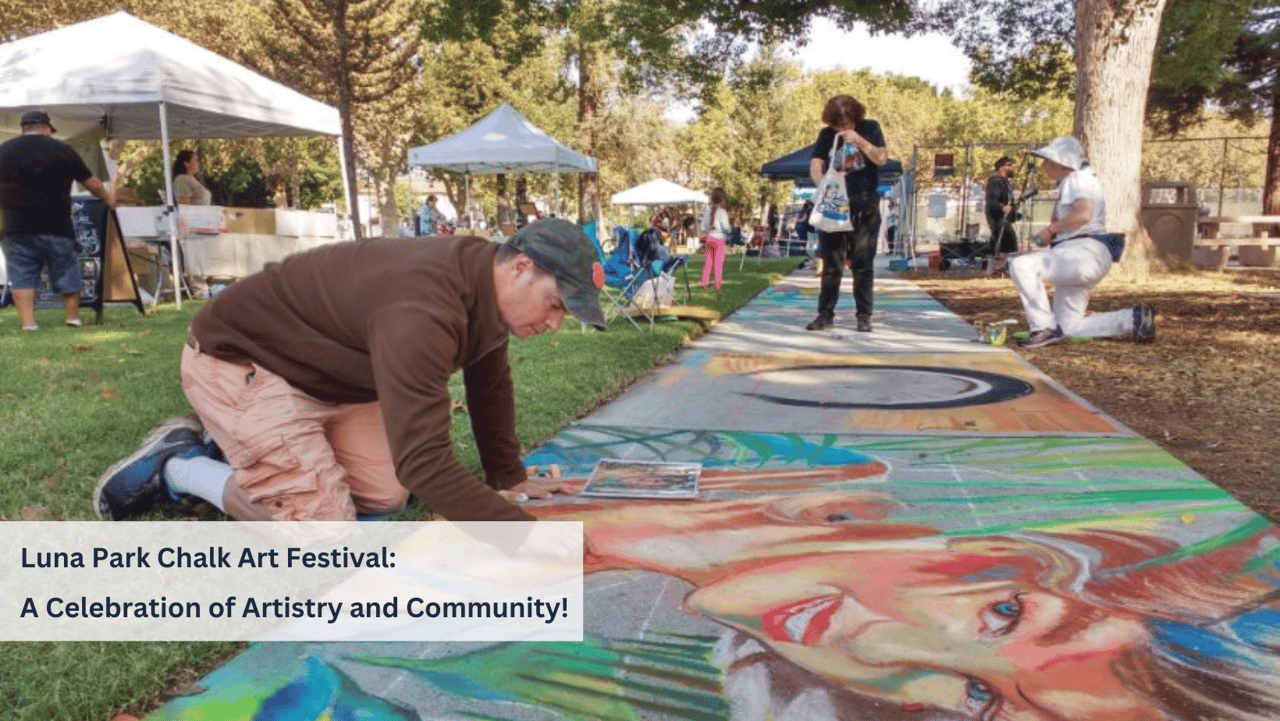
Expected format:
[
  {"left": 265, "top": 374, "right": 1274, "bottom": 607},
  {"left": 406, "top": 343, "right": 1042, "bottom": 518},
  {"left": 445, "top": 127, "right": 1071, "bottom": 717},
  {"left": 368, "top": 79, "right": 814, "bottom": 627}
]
[{"left": 1030, "top": 136, "right": 1085, "bottom": 170}]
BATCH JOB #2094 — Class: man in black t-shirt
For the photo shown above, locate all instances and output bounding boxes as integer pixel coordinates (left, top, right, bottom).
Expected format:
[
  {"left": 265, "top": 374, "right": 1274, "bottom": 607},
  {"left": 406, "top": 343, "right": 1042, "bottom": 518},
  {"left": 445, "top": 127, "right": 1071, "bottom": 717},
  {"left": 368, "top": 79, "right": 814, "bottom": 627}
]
[{"left": 0, "top": 110, "right": 114, "bottom": 330}]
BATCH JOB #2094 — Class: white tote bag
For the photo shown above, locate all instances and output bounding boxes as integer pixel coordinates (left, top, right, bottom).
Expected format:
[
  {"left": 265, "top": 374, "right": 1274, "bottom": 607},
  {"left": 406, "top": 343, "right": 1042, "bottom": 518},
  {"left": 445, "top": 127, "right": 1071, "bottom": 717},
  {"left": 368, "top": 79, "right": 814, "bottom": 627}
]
[
  {"left": 809, "top": 136, "right": 854, "bottom": 233},
  {"left": 631, "top": 271, "right": 676, "bottom": 310}
]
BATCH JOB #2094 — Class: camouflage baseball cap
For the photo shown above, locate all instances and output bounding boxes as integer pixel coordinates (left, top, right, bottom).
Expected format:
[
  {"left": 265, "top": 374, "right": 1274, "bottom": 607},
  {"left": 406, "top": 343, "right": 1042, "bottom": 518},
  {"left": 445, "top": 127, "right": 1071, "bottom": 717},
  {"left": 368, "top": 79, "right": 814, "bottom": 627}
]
[{"left": 507, "top": 218, "right": 607, "bottom": 330}]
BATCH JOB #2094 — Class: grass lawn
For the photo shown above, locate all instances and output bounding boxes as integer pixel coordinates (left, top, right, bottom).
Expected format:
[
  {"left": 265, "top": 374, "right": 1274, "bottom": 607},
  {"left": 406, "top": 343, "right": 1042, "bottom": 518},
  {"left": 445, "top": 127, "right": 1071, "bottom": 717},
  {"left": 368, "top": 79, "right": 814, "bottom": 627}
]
[{"left": 0, "top": 252, "right": 801, "bottom": 721}]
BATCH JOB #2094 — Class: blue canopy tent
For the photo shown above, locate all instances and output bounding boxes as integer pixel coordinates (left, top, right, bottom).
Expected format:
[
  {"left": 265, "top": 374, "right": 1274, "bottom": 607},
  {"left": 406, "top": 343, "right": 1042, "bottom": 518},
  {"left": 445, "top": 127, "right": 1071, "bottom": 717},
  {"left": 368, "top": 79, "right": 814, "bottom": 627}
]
[
  {"left": 760, "top": 146, "right": 909, "bottom": 264},
  {"left": 760, "top": 145, "right": 903, "bottom": 194}
]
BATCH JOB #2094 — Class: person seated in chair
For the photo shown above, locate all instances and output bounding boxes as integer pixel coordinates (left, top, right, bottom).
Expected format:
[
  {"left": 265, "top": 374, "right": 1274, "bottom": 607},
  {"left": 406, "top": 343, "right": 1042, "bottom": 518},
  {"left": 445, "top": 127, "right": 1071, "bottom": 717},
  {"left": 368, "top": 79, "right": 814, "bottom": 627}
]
[{"left": 634, "top": 226, "right": 670, "bottom": 266}]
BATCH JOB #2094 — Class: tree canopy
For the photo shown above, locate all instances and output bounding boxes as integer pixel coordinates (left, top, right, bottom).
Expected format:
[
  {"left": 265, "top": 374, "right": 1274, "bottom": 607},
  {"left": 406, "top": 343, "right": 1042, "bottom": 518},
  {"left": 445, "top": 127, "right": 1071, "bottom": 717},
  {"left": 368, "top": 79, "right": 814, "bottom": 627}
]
[
  {"left": 1, "top": 0, "right": 1267, "bottom": 251},
  {"left": 262, "top": 0, "right": 418, "bottom": 237}
]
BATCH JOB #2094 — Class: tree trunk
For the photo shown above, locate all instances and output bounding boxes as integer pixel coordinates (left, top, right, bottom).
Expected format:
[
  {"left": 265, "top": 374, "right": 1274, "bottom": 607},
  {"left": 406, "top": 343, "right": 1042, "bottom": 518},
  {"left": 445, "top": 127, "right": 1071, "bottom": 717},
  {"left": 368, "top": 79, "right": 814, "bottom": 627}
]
[
  {"left": 377, "top": 164, "right": 399, "bottom": 238},
  {"left": 441, "top": 175, "right": 459, "bottom": 216},
  {"left": 333, "top": 1, "right": 362, "bottom": 239},
  {"left": 577, "top": 37, "right": 601, "bottom": 224},
  {"left": 290, "top": 138, "right": 301, "bottom": 210},
  {"left": 339, "top": 107, "right": 362, "bottom": 239},
  {"left": 1264, "top": 77, "right": 1280, "bottom": 216},
  {"left": 1074, "top": 0, "right": 1169, "bottom": 278}
]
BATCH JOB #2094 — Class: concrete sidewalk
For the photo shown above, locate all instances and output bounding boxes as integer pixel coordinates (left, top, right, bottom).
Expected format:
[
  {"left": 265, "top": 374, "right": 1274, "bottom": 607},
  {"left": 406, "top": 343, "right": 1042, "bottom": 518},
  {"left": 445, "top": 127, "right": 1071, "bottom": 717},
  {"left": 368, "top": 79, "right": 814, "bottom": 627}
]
[{"left": 149, "top": 264, "right": 1280, "bottom": 721}]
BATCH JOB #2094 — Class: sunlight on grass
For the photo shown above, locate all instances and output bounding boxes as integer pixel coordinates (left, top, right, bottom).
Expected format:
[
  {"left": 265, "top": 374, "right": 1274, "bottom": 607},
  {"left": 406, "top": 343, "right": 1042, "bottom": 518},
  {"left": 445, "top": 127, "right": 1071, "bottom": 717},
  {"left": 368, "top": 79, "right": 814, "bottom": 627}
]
[{"left": 75, "top": 330, "right": 139, "bottom": 342}]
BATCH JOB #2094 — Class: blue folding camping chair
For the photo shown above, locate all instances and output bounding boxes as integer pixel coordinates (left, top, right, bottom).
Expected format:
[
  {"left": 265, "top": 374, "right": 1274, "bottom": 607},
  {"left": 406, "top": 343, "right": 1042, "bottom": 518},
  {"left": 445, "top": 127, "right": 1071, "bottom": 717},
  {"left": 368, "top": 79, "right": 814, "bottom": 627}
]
[
  {"left": 634, "top": 226, "right": 690, "bottom": 303},
  {"left": 580, "top": 222, "right": 646, "bottom": 329},
  {"left": 581, "top": 223, "right": 689, "bottom": 330}
]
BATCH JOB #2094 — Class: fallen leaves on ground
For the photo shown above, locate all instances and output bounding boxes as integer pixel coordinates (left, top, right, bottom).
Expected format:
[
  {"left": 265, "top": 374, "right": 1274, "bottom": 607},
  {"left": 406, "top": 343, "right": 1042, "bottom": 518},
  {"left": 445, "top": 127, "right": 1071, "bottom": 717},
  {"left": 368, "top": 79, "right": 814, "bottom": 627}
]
[{"left": 910, "top": 266, "right": 1280, "bottom": 522}]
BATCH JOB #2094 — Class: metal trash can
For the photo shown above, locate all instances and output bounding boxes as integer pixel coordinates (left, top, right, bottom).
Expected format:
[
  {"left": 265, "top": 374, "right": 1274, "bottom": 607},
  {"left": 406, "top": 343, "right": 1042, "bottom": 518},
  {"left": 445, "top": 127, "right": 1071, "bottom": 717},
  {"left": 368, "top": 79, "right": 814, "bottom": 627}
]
[{"left": 1140, "top": 181, "right": 1198, "bottom": 268}]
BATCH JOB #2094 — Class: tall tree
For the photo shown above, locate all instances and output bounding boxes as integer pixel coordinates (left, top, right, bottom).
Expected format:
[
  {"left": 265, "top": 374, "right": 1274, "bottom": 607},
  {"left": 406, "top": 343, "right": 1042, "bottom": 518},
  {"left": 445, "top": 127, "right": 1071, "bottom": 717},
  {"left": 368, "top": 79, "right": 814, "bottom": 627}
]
[
  {"left": 1230, "top": 8, "right": 1280, "bottom": 213},
  {"left": 927, "top": 1, "right": 1075, "bottom": 102},
  {"left": 1148, "top": 0, "right": 1280, "bottom": 214},
  {"left": 0, "top": 0, "right": 258, "bottom": 45},
  {"left": 728, "top": 48, "right": 811, "bottom": 224},
  {"left": 592, "top": 96, "right": 684, "bottom": 201},
  {"left": 264, "top": 0, "right": 417, "bottom": 238},
  {"left": 677, "top": 83, "right": 739, "bottom": 215},
  {"left": 1147, "top": 0, "right": 1255, "bottom": 133},
  {"left": 1074, "top": 0, "right": 1170, "bottom": 276},
  {"left": 358, "top": 77, "right": 422, "bottom": 235},
  {"left": 925, "top": 0, "right": 1172, "bottom": 275},
  {"left": 413, "top": 17, "right": 575, "bottom": 221},
  {"left": 0, "top": 2, "right": 344, "bottom": 212},
  {"left": 422, "top": 0, "right": 914, "bottom": 223},
  {"left": 567, "top": 0, "right": 608, "bottom": 224}
]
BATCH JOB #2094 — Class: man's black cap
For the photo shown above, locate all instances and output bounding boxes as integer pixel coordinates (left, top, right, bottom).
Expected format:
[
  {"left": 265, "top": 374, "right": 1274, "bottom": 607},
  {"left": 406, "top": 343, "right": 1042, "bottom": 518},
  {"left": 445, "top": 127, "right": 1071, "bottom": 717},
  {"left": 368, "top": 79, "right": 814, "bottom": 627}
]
[
  {"left": 994, "top": 156, "right": 1015, "bottom": 170},
  {"left": 20, "top": 110, "right": 55, "bottom": 132}
]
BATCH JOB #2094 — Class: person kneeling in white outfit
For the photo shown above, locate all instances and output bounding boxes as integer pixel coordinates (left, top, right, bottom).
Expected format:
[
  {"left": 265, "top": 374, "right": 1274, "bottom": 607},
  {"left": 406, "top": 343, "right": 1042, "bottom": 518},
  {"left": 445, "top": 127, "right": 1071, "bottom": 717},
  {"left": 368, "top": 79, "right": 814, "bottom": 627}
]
[{"left": 1009, "top": 136, "right": 1156, "bottom": 349}]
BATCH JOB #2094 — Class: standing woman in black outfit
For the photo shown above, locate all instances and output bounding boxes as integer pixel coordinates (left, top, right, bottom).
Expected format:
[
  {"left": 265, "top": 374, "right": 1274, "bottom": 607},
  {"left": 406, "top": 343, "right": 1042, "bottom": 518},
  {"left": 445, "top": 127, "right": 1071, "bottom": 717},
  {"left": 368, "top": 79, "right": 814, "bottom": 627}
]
[{"left": 806, "top": 95, "right": 888, "bottom": 332}]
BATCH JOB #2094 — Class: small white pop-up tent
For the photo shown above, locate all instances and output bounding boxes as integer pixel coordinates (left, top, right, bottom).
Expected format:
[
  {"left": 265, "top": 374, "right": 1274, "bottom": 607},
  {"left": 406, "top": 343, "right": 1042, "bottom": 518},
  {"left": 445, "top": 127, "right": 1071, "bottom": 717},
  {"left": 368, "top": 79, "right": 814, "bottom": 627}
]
[
  {"left": 0, "top": 11, "right": 345, "bottom": 306},
  {"left": 408, "top": 102, "right": 595, "bottom": 173},
  {"left": 407, "top": 102, "right": 596, "bottom": 222},
  {"left": 610, "top": 179, "right": 708, "bottom": 206}
]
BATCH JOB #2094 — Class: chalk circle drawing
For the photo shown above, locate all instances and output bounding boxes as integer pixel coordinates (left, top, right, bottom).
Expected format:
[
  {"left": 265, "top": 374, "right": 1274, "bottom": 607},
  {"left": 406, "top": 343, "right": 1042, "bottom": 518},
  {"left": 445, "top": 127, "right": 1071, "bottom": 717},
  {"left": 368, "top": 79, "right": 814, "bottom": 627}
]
[{"left": 741, "top": 364, "right": 1034, "bottom": 410}]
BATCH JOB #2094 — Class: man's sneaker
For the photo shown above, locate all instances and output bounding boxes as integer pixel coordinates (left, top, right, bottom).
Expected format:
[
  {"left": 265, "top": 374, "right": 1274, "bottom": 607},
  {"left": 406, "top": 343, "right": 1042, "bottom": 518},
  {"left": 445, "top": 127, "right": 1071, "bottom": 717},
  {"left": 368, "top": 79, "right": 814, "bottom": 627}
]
[
  {"left": 1133, "top": 303, "right": 1156, "bottom": 343},
  {"left": 856, "top": 315, "right": 872, "bottom": 332},
  {"left": 1020, "top": 327, "right": 1066, "bottom": 349},
  {"left": 93, "top": 416, "right": 206, "bottom": 520},
  {"left": 806, "top": 314, "right": 834, "bottom": 331}
]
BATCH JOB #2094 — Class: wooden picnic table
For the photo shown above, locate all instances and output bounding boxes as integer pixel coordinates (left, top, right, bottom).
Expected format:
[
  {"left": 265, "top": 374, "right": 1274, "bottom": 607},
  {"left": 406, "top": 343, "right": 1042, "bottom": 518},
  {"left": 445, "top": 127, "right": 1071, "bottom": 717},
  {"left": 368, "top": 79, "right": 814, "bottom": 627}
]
[{"left": 1194, "top": 216, "right": 1280, "bottom": 270}]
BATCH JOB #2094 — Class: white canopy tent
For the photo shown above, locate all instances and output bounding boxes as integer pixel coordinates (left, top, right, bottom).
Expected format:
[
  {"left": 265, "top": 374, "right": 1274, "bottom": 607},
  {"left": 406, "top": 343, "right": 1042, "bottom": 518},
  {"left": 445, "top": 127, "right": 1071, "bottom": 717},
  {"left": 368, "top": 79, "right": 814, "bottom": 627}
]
[
  {"left": 408, "top": 102, "right": 595, "bottom": 173},
  {"left": 0, "top": 11, "right": 345, "bottom": 307},
  {"left": 407, "top": 102, "right": 596, "bottom": 221},
  {"left": 610, "top": 179, "right": 708, "bottom": 206}
]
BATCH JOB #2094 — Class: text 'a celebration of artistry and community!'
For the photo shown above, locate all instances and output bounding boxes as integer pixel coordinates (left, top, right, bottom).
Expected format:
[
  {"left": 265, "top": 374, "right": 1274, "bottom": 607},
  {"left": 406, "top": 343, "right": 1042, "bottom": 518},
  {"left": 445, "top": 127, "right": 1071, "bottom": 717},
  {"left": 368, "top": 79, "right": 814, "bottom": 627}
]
[{"left": 0, "top": 521, "right": 583, "bottom": 643}]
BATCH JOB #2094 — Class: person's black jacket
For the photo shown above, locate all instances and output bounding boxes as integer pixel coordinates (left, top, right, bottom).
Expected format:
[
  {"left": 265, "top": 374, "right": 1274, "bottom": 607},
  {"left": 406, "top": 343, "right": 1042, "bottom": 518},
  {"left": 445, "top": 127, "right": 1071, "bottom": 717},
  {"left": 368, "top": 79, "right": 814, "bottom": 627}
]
[
  {"left": 634, "top": 227, "right": 667, "bottom": 265},
  {"left": 985, "top": 173, "right": 1015, "bottom": 223}
]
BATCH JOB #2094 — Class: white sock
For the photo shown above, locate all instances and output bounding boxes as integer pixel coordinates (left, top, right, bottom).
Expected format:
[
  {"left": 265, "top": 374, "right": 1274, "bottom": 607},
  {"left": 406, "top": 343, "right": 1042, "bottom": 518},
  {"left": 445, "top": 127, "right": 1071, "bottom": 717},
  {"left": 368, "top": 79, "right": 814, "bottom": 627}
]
[{"left": 164, "top": 455, "right": 232, "bottom": 512}]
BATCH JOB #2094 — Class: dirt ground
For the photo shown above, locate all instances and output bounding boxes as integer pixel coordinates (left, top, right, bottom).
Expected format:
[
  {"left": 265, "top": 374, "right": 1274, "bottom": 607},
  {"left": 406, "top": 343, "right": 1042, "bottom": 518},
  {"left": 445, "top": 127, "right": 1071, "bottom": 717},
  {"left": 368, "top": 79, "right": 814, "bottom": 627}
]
[{"left": 907, "top": 266, "right": 1280, "bottom": 522}]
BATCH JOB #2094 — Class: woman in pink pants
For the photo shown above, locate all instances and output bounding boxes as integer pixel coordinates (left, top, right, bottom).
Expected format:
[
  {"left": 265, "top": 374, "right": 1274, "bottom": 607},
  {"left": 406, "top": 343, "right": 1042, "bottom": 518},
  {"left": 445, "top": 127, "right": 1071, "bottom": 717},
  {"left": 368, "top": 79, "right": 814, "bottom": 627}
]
[{"left": 701, "top": 187, "right": 730, "bottom": 291}]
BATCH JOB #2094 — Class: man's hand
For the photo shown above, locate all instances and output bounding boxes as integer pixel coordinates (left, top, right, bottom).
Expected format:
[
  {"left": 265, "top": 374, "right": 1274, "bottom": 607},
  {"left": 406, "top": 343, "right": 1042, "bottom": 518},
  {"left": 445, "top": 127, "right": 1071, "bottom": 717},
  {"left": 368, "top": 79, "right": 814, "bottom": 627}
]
[
  {"left": 498, "top": 464, "right": 583, "bottom": 503},
  {"left": 839, "top": 129, "right": 887, "bottom": 166}
]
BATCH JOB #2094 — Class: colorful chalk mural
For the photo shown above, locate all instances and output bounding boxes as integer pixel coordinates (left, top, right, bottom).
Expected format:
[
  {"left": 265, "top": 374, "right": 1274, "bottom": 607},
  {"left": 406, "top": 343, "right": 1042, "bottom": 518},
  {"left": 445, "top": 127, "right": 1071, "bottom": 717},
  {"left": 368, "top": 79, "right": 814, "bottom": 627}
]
[
  {"left": 588, "top": 351, "right": 1126, "bottom": 436},
  {"left": 147, "top": 429, "right": 1280, "bottom": 721}
]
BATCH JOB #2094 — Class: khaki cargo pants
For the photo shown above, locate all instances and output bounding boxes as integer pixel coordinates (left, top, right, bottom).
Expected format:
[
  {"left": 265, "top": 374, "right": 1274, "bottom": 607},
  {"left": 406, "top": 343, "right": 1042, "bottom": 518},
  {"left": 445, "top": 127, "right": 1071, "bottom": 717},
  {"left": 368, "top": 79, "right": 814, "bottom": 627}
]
[{"left": 180, "top": 341, "right": 408, "bottom": 521}]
